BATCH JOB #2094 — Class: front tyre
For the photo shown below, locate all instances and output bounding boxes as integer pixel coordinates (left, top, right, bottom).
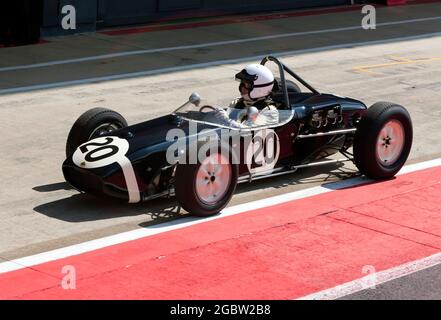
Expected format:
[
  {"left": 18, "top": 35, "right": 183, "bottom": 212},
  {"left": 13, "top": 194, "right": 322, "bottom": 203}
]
[
  {"left": 175, "top": 147, "right": 238, "bottom": 217},
  {"left": 353, "top": 102, "right": 413, "bottom": 179},
  {"left": 66, "top": 108, "right": 128, "bottom": 157}
]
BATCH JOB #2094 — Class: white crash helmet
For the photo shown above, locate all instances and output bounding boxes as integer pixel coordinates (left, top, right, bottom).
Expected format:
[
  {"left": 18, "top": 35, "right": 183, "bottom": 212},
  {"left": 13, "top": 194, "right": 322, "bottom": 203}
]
[{"left": 235, "top": 64, "right": 275, "bottom": 100}]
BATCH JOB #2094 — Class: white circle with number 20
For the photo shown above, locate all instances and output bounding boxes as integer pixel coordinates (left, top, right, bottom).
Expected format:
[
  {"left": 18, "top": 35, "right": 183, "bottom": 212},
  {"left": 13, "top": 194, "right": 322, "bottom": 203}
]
[
  {"left": 73, "top": 136, "right": 129, "bottom": 169},
  {"left": 246, "top": 129, "right": 280, "bottom": 174}
]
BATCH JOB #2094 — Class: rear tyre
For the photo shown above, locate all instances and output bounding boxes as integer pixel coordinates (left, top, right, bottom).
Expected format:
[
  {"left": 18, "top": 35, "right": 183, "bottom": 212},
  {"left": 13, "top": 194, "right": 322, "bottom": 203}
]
[
  {"left": 353, "top": 102, "right": 413, "bottom": 179},
  {"left": 175, "top": 144, "right": 238, "bottom": 217},
  {"left": 66, "top": 108, "right": 128, "bottom": 157}
]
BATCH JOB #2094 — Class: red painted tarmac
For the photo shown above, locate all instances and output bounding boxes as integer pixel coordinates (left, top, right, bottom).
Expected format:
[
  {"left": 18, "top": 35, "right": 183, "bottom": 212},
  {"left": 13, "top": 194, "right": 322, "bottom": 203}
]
[{"left": 1, "top": 166, "right": 440, "bottom": 299}]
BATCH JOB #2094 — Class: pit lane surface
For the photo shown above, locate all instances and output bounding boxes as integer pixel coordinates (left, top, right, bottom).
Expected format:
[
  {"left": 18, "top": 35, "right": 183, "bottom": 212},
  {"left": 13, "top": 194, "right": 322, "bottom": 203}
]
[
  {"left": 1, "top": 160, "right": 441, "bottom": 299},
  {"left": 0, "top": 2, "right": 441, "bottom": 299}
]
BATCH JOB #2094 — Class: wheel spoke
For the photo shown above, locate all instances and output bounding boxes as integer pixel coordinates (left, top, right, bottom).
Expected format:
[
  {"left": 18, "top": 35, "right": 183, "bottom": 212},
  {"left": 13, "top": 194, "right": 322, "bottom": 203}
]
[
  {"left": 199, "top": 183, "right": 211, "bottom": 200},
  {"left": 211, "top": 181, "right": 221, "bottom": 196},
  {"left": 196, "top": 178, "right": 209, "bottom": 187},
  {"left": 208, "top": 158, "right": 217, "bottom": 174},
  {"left": 377, "top": 138, "right": 384, "bottom": 149},
  {"left": 385, "top": 125, "right": 392, "bottom": 138},
  {"left": 199, "top": 166, "right": 209, "bottom": 177},
  {"left": 207, "top": 183, "right": 215, "bottom": 199},
  {"left": 379, "top": 129, "right": 385, "bottom": 140}
]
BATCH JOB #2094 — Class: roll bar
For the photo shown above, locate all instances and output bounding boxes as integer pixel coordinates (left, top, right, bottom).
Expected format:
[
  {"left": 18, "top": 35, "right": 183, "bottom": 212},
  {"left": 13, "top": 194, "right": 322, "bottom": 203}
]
[{"left": 260, "top": 56, "right": 320, "bottom": 108}]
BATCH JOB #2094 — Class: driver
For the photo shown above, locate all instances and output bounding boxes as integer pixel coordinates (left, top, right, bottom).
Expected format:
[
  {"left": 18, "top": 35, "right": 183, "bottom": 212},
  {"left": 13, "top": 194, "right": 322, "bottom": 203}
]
[{"left": 213, "top": 64, "right": 278, "bottom": 128}]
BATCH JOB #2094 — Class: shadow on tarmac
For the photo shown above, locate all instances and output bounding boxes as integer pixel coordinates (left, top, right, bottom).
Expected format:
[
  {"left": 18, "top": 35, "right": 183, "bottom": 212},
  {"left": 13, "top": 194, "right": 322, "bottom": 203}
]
[
  {"left": 33, "top": 182, "right": 74, "bottom": 192},
  {"left": 32, "top": 162, "right": 361, "bottom": 224},
  {"left": 33, "top": 193, "right": 181, "bottom": 224}
]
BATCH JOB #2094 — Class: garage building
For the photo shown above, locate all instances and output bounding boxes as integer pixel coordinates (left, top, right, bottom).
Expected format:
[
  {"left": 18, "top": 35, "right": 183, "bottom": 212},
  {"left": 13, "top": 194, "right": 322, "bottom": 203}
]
[{"left": 1, "top": 0, "right": 395, "bottom": 45}]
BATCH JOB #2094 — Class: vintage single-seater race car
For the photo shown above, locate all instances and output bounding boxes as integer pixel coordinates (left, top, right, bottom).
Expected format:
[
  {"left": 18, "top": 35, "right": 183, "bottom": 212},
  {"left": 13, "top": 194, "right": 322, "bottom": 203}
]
[{"left": 62, "top": 56, "right": 413, "bottom": 216}]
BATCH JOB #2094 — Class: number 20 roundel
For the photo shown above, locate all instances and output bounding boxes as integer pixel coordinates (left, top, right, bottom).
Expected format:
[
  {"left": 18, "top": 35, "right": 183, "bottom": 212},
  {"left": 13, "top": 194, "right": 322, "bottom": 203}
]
[{"left": 73, "top": 136, "right": 130, "bottom": 169}]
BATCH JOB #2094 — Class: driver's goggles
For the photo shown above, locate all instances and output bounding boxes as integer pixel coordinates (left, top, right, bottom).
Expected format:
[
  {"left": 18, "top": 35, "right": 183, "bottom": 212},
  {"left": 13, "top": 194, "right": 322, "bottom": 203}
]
[{"left": 238, "top": 80, "right": 253, "bottom": 91}]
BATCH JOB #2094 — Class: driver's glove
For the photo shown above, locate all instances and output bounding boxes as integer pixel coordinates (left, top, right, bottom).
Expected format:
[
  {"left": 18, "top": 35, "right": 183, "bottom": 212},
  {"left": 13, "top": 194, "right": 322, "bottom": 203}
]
[
  {"left": 214, "top": 107, "right": 228, "bottom": 117},
  {"left": 213, "top": 108, "right": 230, "bottom": 124}
]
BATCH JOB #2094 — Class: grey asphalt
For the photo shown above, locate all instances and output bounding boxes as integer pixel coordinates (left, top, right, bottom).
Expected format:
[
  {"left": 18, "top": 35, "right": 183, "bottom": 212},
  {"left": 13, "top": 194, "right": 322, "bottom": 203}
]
[
  {"left": 341, "top": 264, "right": 441, "bottom": 300},
  {"left": 0, "top": 2, "right": 440, "bottom": 299}
]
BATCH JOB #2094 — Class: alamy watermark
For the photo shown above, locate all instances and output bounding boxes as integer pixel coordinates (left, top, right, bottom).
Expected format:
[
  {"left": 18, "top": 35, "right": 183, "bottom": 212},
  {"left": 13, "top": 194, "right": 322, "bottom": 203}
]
[
  {"left": 61, "top": 265, "right": 76, "bottom": 290},
  {"left": 361, "top": 265, "right": 377, "bottom": 290},
  {"left": 61, "top": 5, "right": 76, "bottom": 30},
  {"left": 59, "top": 4, "right": 376, "bottom": 32},
  {"left": 362, "top": 5, "right": 377, "bottom": 30}
]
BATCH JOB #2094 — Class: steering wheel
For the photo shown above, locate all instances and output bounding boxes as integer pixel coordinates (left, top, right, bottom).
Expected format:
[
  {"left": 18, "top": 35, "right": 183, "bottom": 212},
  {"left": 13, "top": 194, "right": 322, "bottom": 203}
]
[{"left": 199, "top": 105, "right": 216, "bottom": 113}]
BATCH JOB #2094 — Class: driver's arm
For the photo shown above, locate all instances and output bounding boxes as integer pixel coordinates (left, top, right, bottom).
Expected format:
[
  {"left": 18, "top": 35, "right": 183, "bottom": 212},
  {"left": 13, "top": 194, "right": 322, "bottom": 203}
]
[
  {"left": 213, "top": 107, "right": 248, "bottom": 129},
  {"left": 253, "top": 105, "right": 279, "bottom": 126}
]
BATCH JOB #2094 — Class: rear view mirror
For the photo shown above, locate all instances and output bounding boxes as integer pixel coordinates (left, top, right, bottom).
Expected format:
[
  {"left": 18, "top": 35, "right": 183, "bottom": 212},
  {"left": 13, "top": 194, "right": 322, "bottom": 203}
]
[{"left": 189, "top": 92, "right": 201, "bottom": 107}]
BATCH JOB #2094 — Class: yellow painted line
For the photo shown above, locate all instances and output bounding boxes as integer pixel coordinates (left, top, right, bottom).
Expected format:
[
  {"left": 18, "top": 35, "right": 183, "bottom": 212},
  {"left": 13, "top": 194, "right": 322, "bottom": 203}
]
[
  {"left": 389, "top": 56, "right": 413, "bottom": 63},
  {"left": 353, "top": 56, "right": 441, "bottom": 75},
  {"left": 412, "top": 57, "right": 441, "bottom": 63},
  {"left": 353, "top": 67, "right": 382, "bottom": 75}
]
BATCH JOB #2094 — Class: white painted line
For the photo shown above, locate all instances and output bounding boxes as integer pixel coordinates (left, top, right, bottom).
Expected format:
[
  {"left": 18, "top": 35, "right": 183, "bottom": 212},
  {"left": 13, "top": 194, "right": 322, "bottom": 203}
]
[
  {"left": 0, "top": 158, "right": 440, "bottom": 275},
  {"left": 298, "top": 251, "right": 441, "bottom": 300},
  {"left": 1, "top": 16, "right": 441, "bottom": 73},
  {"left": 2, "top": 31, "right": 441, "bottom": 95},
  {"left": 398, "top": 157, "right": 441, "bottom": 175}
]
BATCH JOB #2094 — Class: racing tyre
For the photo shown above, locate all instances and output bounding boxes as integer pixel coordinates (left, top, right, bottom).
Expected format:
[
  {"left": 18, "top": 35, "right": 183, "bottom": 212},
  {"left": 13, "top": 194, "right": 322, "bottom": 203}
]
[
  {"left": 353, "top": 102, "right": 413, "bottom": 179},
  {"left": 66, "top": 107, "right": 128, "bottom": 157},
  {"left": 175, "top": 144, "right": 238, "bottom": 217}
]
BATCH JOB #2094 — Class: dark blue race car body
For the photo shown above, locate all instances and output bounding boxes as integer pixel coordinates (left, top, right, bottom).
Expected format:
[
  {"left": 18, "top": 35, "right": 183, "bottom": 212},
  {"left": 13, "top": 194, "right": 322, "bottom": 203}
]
[{"left": 62, "top": 56, "right": 412, "bottom": 216}]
